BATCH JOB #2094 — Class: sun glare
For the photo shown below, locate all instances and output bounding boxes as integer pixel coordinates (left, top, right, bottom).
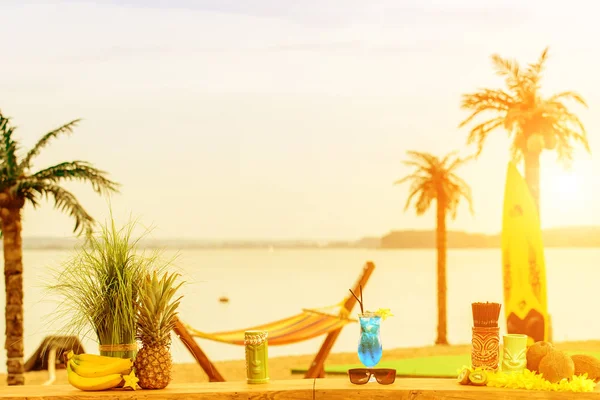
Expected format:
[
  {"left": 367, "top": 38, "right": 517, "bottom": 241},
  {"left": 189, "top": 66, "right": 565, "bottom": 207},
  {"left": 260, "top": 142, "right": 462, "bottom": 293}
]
[{"left": 542, "top": 170, "right": 582, "bottom": 203}]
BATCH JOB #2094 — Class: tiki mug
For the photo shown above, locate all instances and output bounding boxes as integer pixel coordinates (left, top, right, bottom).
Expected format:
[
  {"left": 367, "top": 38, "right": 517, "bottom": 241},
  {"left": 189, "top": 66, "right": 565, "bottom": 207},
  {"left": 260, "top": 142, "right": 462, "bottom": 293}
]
[
  {"left": 502, "top": 334, "right": 527, "bottom": 374},
  {"left": 245, "top": 330, "right": 269, "bottom": 384},
  {"left": 471, "top": 326, "right": 499, "bottom": 370}
]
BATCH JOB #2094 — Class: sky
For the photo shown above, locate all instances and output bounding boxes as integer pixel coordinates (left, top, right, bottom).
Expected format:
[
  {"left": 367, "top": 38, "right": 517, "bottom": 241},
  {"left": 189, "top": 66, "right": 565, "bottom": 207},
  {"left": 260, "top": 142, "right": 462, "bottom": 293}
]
[{"left": 1, "top": 0, "right": 600, "bottom": 240}]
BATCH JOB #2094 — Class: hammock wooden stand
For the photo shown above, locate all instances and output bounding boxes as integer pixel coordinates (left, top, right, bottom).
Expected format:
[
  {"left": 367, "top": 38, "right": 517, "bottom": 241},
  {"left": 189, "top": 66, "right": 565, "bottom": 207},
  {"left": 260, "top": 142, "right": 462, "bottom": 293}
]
[{"left": 173, "top": 261, "right": 375, "bottom": 382}]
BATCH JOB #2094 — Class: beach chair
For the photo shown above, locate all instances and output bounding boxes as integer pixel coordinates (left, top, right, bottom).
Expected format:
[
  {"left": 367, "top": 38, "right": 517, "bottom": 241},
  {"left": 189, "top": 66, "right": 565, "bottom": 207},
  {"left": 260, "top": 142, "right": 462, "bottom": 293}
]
[{"left": 173, "top": 261, "right": 375, "bottom": 382}]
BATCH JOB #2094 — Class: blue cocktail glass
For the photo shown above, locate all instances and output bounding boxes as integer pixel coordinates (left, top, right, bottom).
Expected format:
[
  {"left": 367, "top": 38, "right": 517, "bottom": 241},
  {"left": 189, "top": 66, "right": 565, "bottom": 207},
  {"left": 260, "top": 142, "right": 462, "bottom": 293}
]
[{"left": 357, "top": 312, "right": 382, "bottom": 380}]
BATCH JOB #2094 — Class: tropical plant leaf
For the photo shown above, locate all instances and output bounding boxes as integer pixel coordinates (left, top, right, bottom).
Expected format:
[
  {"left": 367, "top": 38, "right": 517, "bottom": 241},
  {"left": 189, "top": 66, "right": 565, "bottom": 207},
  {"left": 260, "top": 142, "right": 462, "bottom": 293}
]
[
  {"left": 31, "top": 161, "right": 120, "bottom": 195},
  {"left": 0, "top": 113, "right": 119, "bottom": 240},
  {"left": 0, "top": 112, "right": 21, "bottom": 180},
  {"left": 39, "top": 184, "right": 95, "bottom": 235},
  {"left": 19, "top": 119, "right": 81, "bottom": 170}
]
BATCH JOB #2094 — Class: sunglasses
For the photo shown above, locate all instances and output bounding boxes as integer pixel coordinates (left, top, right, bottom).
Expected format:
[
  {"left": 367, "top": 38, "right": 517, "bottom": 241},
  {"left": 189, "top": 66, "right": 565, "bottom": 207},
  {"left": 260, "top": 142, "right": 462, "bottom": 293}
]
[{"left": 348, "top": 368, "right": 396, "bottom": 385}]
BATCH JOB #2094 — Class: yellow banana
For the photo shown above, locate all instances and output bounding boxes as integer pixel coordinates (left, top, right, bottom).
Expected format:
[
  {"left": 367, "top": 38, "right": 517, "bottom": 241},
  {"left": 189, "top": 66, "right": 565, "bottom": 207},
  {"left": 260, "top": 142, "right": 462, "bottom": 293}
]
[
  {"left": 72, "top": 360, "right": 132, "bottom": 376},
  {"left": 72, "top": 356, "right": 132, "bottom": 368},
  {"left": 69, "top": 358, "right": 132, "bottom": 378},
  {"left": 67, "top": 362, "right": 123, "bottom": 391},
  {"left": 74, "top": 353, "right": 125, "bottom": 365}
]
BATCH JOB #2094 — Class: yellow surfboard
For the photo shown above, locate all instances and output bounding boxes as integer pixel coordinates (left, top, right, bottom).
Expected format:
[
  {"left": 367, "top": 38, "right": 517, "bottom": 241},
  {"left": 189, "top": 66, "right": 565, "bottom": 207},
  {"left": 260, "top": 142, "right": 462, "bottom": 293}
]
[{"left": 501, "top": 162, "right": 549, "bottom": 345}]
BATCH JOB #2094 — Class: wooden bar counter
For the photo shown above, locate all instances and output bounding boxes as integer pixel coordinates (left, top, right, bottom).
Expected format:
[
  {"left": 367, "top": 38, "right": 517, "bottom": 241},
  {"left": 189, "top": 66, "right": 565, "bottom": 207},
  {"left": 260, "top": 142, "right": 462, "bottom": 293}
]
[{"left": 1, "top": 378, "right": 599, "bottom": 399}]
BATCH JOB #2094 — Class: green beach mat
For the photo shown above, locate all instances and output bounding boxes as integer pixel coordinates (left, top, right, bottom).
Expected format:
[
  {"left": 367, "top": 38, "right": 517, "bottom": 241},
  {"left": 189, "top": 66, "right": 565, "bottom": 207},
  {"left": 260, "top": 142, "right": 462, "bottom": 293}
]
[{"left": 291, "top": 351, "right": 600, "bottom": 378}]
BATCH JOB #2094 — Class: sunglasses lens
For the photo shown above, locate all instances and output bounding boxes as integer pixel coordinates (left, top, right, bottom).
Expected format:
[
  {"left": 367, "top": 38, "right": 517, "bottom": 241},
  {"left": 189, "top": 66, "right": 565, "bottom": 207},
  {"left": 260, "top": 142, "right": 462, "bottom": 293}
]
[
  {"left": 348, "top": 369, "right": 370, "bottom": 384},
  {"left": 373, "top": 369, "right": 396, "bottom": 384}
]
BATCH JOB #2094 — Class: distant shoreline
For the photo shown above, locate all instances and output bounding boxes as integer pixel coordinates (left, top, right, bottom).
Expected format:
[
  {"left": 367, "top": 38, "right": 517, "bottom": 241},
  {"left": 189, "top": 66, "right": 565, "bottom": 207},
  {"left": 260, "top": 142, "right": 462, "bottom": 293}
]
[{"left": 12, "top": 226, "right": 600, "bottom": 250}]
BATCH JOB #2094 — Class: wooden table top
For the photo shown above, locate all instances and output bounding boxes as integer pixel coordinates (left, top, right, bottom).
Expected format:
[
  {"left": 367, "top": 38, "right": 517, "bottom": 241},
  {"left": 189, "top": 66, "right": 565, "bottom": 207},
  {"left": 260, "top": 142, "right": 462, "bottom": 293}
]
[{"left": 1, "top": 378, "right": 599, "bottom": 399}]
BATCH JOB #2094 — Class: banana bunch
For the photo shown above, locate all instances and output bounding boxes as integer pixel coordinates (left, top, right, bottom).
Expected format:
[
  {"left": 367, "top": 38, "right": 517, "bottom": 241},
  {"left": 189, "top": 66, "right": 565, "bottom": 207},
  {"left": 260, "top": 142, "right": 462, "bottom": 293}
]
[{"left": 66, "top": 351, "right": 133, "bottom": 391}]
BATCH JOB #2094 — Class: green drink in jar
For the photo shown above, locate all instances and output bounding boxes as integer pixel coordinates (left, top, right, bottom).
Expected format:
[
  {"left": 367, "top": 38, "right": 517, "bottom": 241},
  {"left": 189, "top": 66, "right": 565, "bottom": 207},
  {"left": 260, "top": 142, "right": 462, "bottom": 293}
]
[{"left": 244, "top": 330, "right": 269, "bottom": 384}]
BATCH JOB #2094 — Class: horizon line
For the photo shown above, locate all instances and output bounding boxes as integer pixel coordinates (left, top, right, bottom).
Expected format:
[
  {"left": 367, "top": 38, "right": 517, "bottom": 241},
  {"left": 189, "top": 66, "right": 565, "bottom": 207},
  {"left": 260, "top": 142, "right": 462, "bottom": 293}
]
[{"left": 19, "top": 224, "right": 600, "bottom": 242}]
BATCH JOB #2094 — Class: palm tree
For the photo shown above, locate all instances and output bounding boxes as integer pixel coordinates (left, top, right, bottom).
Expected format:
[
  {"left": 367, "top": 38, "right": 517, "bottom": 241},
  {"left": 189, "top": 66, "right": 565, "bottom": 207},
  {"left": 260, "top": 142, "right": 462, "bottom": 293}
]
[
  {"left": 0, "top": 111, "right": 119, "bottom": 385},
  {"left": 459, "top": 47, "right": 589, "bottom": 212},
  {"left": 395, "top": 151, "right": 473, "bottom": 345}
]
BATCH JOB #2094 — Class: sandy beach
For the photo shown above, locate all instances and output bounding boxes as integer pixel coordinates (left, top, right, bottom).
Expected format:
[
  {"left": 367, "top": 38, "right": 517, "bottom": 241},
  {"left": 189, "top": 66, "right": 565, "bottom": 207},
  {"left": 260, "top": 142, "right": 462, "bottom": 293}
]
[{"left": 4, "top": 340, "right": 600, "bottom": 386}]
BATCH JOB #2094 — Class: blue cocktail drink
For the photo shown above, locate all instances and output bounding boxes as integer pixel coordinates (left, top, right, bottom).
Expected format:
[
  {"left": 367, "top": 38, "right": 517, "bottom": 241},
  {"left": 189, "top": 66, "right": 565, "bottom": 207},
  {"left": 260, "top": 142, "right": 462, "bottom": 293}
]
[{"left": 357, "top": 313, "right": 382, "bottom": 369}]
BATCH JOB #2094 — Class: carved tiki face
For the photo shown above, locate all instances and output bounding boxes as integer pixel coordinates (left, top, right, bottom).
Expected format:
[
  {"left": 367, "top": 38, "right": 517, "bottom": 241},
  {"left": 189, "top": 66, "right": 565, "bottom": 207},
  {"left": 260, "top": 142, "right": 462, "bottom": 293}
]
[
  {"left": 502, "top": 347, "right": 527, "bottom": 372},
  {"left": 245, "top": 344, "right": 263, "bottom": 377},
  {"left": 501, "top": 334, "right": 528, "bottom": 373},
  {"left": 472, "top": 328, "right": 500, "bottom": 369}
]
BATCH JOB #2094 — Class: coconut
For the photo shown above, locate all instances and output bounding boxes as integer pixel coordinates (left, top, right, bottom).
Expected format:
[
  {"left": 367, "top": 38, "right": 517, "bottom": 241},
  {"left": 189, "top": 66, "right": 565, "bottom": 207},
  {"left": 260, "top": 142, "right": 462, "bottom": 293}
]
[
  {"left": 527, "top": 134, "right": 544, "bottom": 154},
  {"left": 526, "top": 341, "right": 554, "bottom": 372},
  {"left": 571, "top": 354, "right": 600, "bottom": 382},
  {"left": 538, "top": 350, "right": 575, "bottom": 383},
  {"left": 543, "top": 133, "right": 557, "bottom": 150}
]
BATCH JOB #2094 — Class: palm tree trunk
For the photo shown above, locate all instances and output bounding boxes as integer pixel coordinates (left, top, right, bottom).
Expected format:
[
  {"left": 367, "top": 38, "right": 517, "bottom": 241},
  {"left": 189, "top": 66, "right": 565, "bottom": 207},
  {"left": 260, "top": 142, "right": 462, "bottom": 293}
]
[
  {"left": 1, "top": 206, "right": 25, "bottom": 385},
  {"left": 524, "top": 151, "right": 541, "bottom": 215},
  {"left": 435, "top": 198, "right": 448, "bottom": 345}
]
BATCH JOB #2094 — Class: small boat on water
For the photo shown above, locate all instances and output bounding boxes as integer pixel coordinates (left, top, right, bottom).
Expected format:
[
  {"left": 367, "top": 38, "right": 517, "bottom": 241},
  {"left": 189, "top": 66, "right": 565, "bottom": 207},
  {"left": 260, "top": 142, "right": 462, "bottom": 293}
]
[{"left": 219, "top": 296, "right": 230, "bottom": 303}]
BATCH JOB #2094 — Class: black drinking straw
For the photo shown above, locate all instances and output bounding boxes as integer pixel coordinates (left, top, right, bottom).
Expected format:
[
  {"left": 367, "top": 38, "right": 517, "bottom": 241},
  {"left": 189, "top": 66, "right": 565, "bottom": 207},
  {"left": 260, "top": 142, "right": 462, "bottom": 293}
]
[
  {"left": 349, "top": 287, "right": 364, "bottom": 314},
  {"left": 360, "top": 285, "right": 363, "bottom": 311}
]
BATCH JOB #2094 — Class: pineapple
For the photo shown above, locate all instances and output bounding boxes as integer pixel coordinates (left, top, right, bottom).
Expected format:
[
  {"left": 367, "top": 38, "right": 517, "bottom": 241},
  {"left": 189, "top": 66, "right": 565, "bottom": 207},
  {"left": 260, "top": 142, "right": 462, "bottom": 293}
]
[{"left": 134, "top": 271, "right": 183, "bottom": 389}]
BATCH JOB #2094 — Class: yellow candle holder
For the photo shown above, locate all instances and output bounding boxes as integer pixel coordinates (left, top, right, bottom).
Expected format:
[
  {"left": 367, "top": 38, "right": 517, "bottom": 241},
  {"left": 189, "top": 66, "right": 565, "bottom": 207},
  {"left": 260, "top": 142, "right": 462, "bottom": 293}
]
[{"left": 501, "top": 333, "right": 528, "bottom": 374}]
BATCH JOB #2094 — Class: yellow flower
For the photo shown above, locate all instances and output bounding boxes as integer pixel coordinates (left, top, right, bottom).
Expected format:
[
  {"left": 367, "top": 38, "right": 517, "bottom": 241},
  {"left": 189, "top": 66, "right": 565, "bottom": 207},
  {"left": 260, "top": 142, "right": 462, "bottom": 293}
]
[
  {"left": 484, "top": 369, "right": 596, "bottom": 393},
  {"left": 122, "top": 370, "right": 139, "bottom": 391},
  {"left": 375, "top": 308, "right": 394, "bottom": 320}
]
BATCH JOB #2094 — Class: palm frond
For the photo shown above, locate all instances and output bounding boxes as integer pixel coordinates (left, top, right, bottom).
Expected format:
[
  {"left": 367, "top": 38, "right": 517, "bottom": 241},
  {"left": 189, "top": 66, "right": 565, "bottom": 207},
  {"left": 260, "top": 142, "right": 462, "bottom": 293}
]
[
  {"left": 451, "top": 176, "right": 474, "bottom": 216},
  {"left": 526, "top": 47, "right": 549, "bottom": 82},
  {"left": 19, "top": 182, "right": 95, "bottom": 236},
  {"left": 449, "top": 153, "right": 477, "bottom": 170},
  {"left": 32, "top": 161, "right": 120, "bottom": 195},
  {"left": 405, "top": 150, "right": 438, "bottom": 166},
  {"left": 553, "top": 123, "right": 589, "bottom": 164},
  {"left": 0, "top": 112, "right": 20, "bottom": 179},
  {"left": 440, "top": 151, "right": 460, "bottom": 167},
  {"left": 465, "top": 117, "right": 505, "bottom": 155},
  {"left": 459, "top": 89, "right": 513, "bottom": 128},
  {"left": 399, "top": 160, "right": 431, "bottom": 176},
  {"left": 546, "top": 91, "right": 587, "bottom": 107},
  {"left": 414, "top": 188, "right": 434, "bottom": 215},
  {"left": 547, "top": 102, "right": 588, "bottom": 136},
  {"left": 48, "top": 185, "right": 95, "bottom": 235},
  {"left": 394, "top": 173, "right": 424, "bottom": 186},
  {"left": 554, "top": 133, "right": 574, "bottom": 167},
  {"left": 447, "top": 172, "right": 470, "bottom": 192},
  {"left": 403, "top": 178, "right": 428, "bottom": 212},
  {"left": 491, "top": 54, "right": 520, "bottom": 80},
  {"left": 19, "top": 119, "right": 81, "bottom": 170}
]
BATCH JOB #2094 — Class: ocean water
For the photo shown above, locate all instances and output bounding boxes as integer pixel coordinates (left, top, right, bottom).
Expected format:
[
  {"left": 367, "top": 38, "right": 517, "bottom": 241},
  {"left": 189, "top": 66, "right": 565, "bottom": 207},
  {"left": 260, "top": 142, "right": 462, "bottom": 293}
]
[{"left": 0, "top": 247, "right": 598, "bottom": 373}]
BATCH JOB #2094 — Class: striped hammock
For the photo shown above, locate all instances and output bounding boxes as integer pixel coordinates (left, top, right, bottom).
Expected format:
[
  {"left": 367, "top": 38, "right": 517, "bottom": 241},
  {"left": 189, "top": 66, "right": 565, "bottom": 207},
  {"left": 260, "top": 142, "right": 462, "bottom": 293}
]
[{"left": 182, "top": 302, "right": 356, "bottom": 346}]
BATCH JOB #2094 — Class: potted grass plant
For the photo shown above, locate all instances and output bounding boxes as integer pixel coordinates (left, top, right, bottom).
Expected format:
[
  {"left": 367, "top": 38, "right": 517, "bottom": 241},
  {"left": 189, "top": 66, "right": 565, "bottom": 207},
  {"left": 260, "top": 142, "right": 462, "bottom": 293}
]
[{"left": 48, "top": 215, "right": 171, "bottom": 360}]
